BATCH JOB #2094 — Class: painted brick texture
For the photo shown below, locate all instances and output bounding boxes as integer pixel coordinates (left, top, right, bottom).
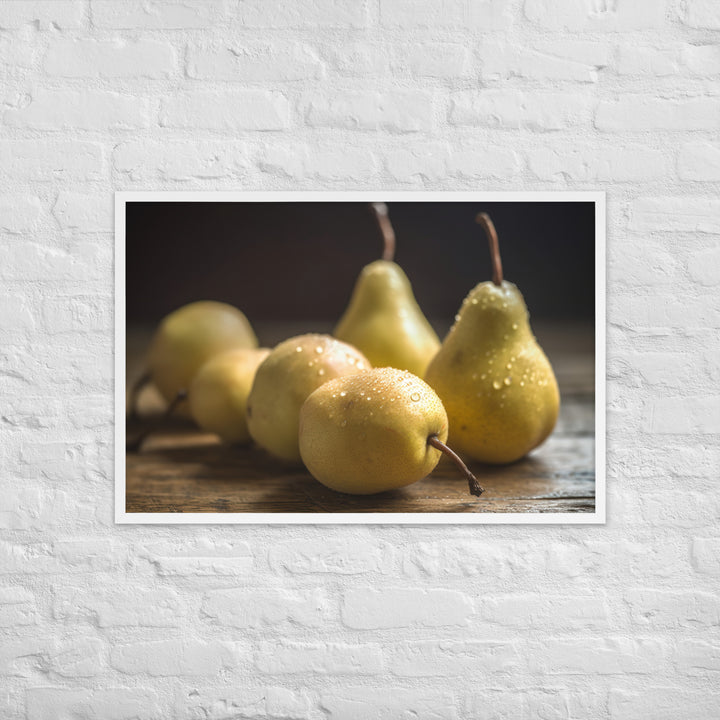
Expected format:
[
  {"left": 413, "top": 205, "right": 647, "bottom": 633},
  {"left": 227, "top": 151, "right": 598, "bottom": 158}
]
[{"left": 0, "top": 1, "right": 718, "bottom": 718}]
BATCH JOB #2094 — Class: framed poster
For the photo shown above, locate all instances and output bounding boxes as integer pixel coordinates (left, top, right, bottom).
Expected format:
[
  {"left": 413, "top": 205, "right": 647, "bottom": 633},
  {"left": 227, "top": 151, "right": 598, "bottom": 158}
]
[{"left": 116, "top": 191, "right": 605, "bottom": 524}]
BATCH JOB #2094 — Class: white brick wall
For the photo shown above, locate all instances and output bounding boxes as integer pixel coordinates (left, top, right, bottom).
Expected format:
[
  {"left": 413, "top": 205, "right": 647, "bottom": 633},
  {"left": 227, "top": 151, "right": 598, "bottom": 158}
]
[{"left": 0, "top": 1, "right": 718, "bottom": 718}]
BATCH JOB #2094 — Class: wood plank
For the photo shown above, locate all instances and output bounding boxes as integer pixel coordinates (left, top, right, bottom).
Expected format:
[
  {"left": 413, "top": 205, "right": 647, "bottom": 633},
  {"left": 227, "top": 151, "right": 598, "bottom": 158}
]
[{"left": 125, "top": 426, "right": 595, "bottom": 514}]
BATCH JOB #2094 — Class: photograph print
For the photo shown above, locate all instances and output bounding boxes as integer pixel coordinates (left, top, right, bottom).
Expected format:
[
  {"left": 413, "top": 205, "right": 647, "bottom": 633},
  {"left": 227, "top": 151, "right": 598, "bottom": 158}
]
[{"left": 116, "top": 192, "right": 604, "bottom": 523}]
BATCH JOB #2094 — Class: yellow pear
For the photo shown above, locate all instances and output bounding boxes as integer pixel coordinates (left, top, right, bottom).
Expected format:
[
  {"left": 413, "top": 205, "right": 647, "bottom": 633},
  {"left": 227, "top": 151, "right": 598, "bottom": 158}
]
[
  {"left": 299, "top": 367, "right": 482, "bottom": 496},
  {"left": 147, "top": 301, "right": 258, "bottom": 405},
  {"left": 188, "top": 348, "right": 270, "bottom": 444},
  {"left": 334, "top": 203, "right": 440, "bottom": 376},
  {"left": 425, "top": 213, "right": 560, "bottom": 464},
  {"left": 246, "top": 334, "right": 369, "bottom": 464}
]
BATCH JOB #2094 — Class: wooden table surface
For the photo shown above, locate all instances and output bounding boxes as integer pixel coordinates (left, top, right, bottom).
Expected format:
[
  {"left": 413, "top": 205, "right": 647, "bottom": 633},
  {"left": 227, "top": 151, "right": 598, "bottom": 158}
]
[{"left": 125, "top": 322, "right": 596, "bottom": 516}]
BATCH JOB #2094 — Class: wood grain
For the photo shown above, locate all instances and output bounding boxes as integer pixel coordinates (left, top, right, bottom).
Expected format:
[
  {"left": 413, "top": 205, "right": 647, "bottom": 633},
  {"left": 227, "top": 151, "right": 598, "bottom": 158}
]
[{"left": 125, "top": 322, "right": 596, "bottom": 516}]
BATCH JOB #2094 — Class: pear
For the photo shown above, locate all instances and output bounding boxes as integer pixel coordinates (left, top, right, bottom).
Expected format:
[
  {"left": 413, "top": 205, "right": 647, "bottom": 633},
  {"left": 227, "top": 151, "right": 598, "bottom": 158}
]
[
  {"left": 146, "top": 301, "right": 258, "bottom": 407},
  {"left": 334, "top": 202, "right": 440, "bottom": 376},
  {"left": 424, "top": 213, "right": 560, "bottom": 464},
  {"left": 246, "top": 334, "right": 370, "bottom": 464},
  {"left": 299, "top": 367, "right": 482, "bottom": 496},
  {"left": 188, "top": 348, "right": 270, "bottom": 444}
]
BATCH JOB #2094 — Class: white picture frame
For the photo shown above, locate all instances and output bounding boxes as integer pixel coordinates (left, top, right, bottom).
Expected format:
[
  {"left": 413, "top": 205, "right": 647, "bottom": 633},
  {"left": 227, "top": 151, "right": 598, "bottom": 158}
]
[{"left": 115, "top": 190, "right": 606, "bottom": 525}]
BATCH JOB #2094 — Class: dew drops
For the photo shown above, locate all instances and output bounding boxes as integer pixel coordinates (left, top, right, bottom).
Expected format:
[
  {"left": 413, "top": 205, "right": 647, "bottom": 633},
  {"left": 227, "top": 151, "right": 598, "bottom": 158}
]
[
  {"left": 506, "top": 363, "right": 512, "bottom": 370},
  {"left": 492, "top": 380, "right": 501, "bottom": 390},
  {"left": 512, "top": 323, "right": 518, "bottom": 330},
  {"left": 471, "top": 373, "right": 478, "bottom": 380},
  {"left": 481, "top": 373, "right": 486, "bottom": 380},
  {"left": 504, "top": 377, "right": 512, "bottom": 386},
  {"left": 520, "top": 381, "right": 525, "bottom": 387},
  {"left": 340, "top": 391, "right": 347, "bottom": 397},
  {"left": 471, "top": 298, "right": 478, "bottom": 305},
  {"left": 315, "top": 346, "right": 324, "bottom": 354},
  {"left": 295, "top": 346, "right": 303, "bottom": 353},
  {"left": 410, "top": 392, "right": 421, "bottom": 402},
  {"left": 318, "top": 369, "right": 325, "bottom": 376},
  {"left": 455, "top": 314, "right": 461, "bottom": 322}
]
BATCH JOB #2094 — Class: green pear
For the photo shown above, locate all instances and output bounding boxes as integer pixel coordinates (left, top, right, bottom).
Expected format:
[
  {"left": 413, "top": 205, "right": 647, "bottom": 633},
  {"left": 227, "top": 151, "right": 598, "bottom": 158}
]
[
  {"left": 425, "top": 213, "right": 560, "bottom": 465},
  {"left": 334, "top": 203, "right": 440, "bottom": 376},
  {"left": 299, "top": 367, "right": 482, "bottom": 496},
  {"left": 147, "top": 301, "right": 258, "bottom": 406},
  {"left": 246, "top": 334, "right": 369, "bottom": 464},
  {"left": 188, "top": 348, "right": 270, "bottom": 444}
]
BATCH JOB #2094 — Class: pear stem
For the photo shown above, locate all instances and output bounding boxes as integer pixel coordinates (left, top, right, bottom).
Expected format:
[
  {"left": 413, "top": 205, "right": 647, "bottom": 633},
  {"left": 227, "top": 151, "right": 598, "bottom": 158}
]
[
  {"left": 127, "top": 370, "right": 151, "bottom": 422},
  {"left": 126, "top": 389, "right": 187, "bottom": 453},
  {"left": 370, "top": 202, "right": 396, "bottom": 262},
  {"left": 476, "top": 212, "right": 503, "bottom": 286},
  {"left": 427, "top": 434, "right": 484, "bottom": 497}
]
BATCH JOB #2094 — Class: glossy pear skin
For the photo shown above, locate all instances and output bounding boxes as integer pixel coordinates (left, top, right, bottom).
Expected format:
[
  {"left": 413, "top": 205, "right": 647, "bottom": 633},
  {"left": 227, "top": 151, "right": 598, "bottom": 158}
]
[
  {"left": 425, "top": 281, "right": 559, "bottom": 464},
  {"left": 246, "top": 334, "right": 370, "bottom": 464},
  {"left": 148, "top": 301, "right": 258, "bottom": 404},
  {"left": 188, "top": 348, "right": 270, "bottom": 444},
  {"left": 299, "top": 367, "right": 448, "bottom": 495},
  {"left": 335, "top": 260, "right": 440, "bottom": 376}
]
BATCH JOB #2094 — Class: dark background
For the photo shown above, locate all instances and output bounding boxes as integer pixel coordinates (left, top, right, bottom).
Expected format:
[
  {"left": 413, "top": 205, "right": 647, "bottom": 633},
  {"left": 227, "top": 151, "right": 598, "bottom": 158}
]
[{"left": 126, "top": 201, "right": 595, "bottom": 331}]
